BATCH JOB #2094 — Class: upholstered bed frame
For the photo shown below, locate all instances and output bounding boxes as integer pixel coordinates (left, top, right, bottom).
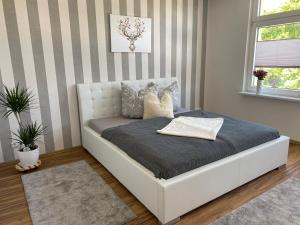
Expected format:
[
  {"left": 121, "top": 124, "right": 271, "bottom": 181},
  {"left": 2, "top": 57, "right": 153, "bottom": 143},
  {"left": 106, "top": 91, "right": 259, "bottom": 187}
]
[{"left": 77, "top": 78, "right": 289, "bottom": 225}]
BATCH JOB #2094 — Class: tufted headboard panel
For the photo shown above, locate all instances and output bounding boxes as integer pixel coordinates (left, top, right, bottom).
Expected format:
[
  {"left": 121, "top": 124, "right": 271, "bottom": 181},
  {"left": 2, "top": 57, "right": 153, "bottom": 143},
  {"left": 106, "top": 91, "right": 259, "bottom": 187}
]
[{"left": 77, "top": 78, "right": 178, "bottom": 127}]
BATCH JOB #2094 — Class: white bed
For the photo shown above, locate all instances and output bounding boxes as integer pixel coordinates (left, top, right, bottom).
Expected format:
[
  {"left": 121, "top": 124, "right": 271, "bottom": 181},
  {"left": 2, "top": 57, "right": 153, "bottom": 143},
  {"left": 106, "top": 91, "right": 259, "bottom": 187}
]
[{"left": 77, "top": 78, "right": 289, "bottom": 225}]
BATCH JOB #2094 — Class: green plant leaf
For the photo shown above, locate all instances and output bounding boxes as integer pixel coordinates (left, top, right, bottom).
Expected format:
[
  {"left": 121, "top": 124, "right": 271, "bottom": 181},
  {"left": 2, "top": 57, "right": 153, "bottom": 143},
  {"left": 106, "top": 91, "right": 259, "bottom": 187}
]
[
  {"left": 0, "top": 83, "right": 35, "bottom": 120},
  {"left": 11, "top": 122, "right": 46, "bottom": 150}
]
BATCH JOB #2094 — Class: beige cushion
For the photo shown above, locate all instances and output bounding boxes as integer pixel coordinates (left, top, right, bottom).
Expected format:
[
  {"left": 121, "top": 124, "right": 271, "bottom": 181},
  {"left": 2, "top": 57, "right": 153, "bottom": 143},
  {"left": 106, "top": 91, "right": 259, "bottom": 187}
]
[{"left": 143, "top": 93, "right": 174, "bottom": 119}]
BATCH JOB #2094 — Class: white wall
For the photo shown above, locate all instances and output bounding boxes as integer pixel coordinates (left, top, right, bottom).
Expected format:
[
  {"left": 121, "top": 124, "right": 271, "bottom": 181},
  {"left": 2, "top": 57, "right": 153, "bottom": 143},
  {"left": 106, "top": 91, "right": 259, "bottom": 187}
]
[{"left": 204, "top": 0, "right": 300, "bottom": 141}]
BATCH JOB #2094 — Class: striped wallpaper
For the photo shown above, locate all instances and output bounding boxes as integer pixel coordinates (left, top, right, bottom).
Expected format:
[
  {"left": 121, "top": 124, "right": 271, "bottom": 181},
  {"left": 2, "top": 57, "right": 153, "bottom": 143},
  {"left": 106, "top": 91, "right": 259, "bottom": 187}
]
[{"left": 0, "top": 0, "right": 205, "bottom": 162}]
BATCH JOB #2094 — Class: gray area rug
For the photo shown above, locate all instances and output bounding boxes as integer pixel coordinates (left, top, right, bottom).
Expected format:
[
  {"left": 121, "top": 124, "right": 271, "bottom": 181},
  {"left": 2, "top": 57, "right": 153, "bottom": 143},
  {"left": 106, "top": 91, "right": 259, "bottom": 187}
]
[
  {"left": 22, "top": 160, "right": 136, "bottom": 225},
  {"left": 212, "top": 178, "right": 300, "bottom": 225}
]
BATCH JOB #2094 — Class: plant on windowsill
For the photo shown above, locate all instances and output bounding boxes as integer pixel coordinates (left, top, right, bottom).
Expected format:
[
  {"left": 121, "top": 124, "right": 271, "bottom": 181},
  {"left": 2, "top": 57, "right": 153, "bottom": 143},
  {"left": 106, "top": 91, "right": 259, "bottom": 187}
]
[
  {"left": 253, "top": 69, "right": 268, "bottom": 95},
  {"left": 0, "top": 84, "right": 45, "bottom": 169}
]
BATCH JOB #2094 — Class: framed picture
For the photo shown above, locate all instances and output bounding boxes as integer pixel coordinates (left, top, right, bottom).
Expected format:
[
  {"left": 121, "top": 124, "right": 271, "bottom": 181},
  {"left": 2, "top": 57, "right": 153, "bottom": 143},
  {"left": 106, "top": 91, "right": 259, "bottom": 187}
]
[{"left": 110, "top": 14, "right": 151, "bottom": 53}]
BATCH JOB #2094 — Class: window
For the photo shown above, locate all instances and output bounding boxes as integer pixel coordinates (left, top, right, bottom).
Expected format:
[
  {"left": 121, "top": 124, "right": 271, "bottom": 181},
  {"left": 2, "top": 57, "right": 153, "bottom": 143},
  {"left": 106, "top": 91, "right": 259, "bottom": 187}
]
[
  {"left": 244, "top": 0, "right": 300, "bottom": 98},
  {"left": 260, "top": 0, "right": 300, "bottom": 16}
]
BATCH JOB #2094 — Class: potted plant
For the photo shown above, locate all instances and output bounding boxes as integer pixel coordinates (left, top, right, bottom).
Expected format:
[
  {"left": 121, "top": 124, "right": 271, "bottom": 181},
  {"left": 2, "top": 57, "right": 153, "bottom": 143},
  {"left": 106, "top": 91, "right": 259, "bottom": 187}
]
[
  {"left": 12, "top": 122, "right": 44, "bottom": 167},
  {"left": 253, "top": 69, "right": 268, "bottom": 94},
  {"left": 0, "top": 84, "right": 45, "bottom": 167}
]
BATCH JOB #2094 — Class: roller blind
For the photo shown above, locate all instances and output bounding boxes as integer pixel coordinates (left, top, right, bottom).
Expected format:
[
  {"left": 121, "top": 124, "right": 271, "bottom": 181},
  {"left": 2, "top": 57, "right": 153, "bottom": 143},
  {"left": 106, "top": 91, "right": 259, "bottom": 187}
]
[{"left": 255, "top": 39, "right": 300, "bottom": 68}]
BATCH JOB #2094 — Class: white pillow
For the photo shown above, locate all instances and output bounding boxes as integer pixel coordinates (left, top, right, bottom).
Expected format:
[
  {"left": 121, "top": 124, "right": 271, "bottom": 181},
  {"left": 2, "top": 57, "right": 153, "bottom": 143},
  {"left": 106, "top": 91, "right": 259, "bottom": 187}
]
[{"left": 143, "top": 93, "right": 174, "bottom": 119}]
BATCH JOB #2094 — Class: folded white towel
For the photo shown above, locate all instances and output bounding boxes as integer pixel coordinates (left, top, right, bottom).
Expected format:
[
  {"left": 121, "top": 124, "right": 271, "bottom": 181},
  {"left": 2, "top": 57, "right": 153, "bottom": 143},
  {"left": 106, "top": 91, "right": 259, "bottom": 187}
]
[{"left": 157, "top": 116, "right": 224, "bottom": 140}]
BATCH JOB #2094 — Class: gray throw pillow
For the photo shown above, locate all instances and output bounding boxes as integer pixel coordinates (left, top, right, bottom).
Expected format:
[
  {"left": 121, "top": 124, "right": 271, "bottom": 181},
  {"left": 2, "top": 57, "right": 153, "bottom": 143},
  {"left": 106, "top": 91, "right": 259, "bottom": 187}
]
[
  {"left": 121, "top": 82, "right": 158, "bottom": 118},
  {"left": 158, "top": 81, "right": 180, "bottom": 111}
]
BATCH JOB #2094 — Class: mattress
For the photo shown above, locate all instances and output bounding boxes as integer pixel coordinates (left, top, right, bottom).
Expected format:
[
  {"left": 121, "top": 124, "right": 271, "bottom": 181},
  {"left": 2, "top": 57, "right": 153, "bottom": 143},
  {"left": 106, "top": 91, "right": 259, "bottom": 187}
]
[
  {"left": 101, "top": 110, "right": 280, "bottom": 179},
  {"left": 89, "top": 108, "right": 190, "bottom": 134},
  {"left": 89, "top": 117, "right": 140, "bottom": 134}
]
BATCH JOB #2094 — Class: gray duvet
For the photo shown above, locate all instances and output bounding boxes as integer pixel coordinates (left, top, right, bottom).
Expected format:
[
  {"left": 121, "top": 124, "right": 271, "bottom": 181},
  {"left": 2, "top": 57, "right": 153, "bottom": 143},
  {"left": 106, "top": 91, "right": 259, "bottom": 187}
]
[{"left": 101, "top": 111, "right": 280, "bottom": 179}]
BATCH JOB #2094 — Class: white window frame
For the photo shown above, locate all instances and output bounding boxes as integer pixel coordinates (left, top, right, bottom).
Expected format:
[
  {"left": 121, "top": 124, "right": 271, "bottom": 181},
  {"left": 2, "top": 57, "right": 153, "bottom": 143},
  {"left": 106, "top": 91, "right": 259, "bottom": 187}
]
[{"left": 243, "top": 0, "right": 300, "bottom": 98}]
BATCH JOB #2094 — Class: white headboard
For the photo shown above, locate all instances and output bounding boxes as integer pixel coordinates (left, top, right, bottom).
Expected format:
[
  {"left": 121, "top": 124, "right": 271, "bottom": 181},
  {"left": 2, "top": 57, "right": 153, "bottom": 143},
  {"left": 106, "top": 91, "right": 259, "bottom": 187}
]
[{"left": 77, "top": 78, "right": 179, "bottom": 127}]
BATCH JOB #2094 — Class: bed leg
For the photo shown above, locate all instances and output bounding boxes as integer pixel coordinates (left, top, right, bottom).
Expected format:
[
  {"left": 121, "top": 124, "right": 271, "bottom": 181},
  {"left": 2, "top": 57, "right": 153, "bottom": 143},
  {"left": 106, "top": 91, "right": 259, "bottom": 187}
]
[
  {"left": 159, "top": 217, "right": 180, "bottom": 225},
  {"left": 275, "top": 165, "right": 286, "bottom": 171}
]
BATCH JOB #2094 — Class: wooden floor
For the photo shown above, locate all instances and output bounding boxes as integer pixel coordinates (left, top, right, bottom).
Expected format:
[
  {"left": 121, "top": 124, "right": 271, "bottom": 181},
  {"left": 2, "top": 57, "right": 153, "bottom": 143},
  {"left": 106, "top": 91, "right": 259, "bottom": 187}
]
[{"left": 0, "top": 144, "right": 299, "bottom": 225}]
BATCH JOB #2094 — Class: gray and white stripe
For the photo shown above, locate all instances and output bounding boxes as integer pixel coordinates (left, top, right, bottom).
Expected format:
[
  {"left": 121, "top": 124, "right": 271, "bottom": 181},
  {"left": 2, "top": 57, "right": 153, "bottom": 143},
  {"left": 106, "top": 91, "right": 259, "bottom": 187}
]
[
  {"left": 2, "top": 0, "right": 27, "bottom": 90},
  {"left": 95, "top": 0, "right": 109, "bottom": 82},
  {"left": 15, "top": 0, "right": 46, "bottom": 154},
  {"left": 126, "top": 0, "right": 137, "bottom": 81},
  {"left": 140, "top": 0, "right": 149, "bottom": 80},
  {"left": 26, "top": 0, "right": 55, "bottom": 152},
  {"left": 68, "top": 0, "right": 84, "bottom": 84},
  {"left": 180, "top": 0, "right": 188, "bottom": 108},
  {"left": 200, "top": 0, "right": 208, "bottom": 109},
  {"left": 160, "top": 0, "right": 166, "bottom": 78},
  {"left": 87, "top": 0, "right": 101, "bottom": 83},
  {"left": 153, "top": 0, "right": 160, "bottom": 78},
  {"left": 38, "top": 0, "right": 65, "bottom": 150},
  {"left": 0, "top": 0, "right": 204, "bottom": 162},
  {"left": 103, "top": 0, "right": 116, "bottom": 81},
  {"left": 147, "top": 0, "right": 155, "bottom": 79},
  {"left": 58, "top": 0, "right": 81, "bottom": 147},
  {"left": 111, "top": 0, "right": 123, "bottom": 81},
  {"left": 49, "top": 0, "right": 73, "bottom": 148},
  {"left": 191, "top": 0, "right": 199, "bottom": 109},
  {"left": 2, "top": 0, "right": 32, "bottom": 124},
  {"left": 78, "top": 0, "right": 93, "bottom": 83},
  {"left": 0, "top": 0, "right": 19, "bottom": 160},
  {"left": 165, "top": 0, "right": 172, "bottom": 78},
  {"left": 185, "top": 0, "right": 194, "bottom": 109},
  {"left": 119, "top": 0, "right": 130, "bottom": 80},
  {"left": 134, "top": 0, "right": 142, "bottom": 80},
  {"left": 0, "top": 70, "right": 13, "bottom": 161}
]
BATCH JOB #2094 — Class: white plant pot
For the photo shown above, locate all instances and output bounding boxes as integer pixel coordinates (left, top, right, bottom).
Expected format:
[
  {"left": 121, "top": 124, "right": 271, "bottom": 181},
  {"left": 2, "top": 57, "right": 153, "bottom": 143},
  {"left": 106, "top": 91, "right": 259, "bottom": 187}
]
[{"left": 18, "top": 147, "right": 39, "bottom": 167}]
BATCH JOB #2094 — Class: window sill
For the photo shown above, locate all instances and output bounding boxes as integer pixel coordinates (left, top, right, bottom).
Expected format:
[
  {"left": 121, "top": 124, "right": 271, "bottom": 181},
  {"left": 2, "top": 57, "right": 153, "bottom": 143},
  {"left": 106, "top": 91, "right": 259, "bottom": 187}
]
[{"left": 240, "top": 91, "right": 300, "bottom": 103}]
